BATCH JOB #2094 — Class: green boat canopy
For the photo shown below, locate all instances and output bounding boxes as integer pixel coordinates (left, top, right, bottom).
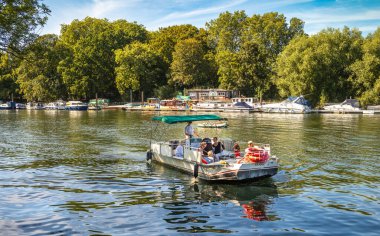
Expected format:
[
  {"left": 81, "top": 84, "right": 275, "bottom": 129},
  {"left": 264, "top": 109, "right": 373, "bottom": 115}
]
[{"left": 152, "top": 115, "right": 225, "bottom": 124}]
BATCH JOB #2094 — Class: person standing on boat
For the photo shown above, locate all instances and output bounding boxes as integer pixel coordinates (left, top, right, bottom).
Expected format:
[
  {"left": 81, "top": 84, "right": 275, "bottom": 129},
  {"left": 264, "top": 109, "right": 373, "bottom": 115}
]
[{"left": 185, "top": 121, "right": 198, "bottom": 145}]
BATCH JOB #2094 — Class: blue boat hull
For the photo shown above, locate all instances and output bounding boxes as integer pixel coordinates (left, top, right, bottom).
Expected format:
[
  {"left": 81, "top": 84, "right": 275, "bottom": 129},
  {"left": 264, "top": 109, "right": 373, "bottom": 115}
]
[{"left": 65, "top": 106, "right": 88, "bottom": 111}]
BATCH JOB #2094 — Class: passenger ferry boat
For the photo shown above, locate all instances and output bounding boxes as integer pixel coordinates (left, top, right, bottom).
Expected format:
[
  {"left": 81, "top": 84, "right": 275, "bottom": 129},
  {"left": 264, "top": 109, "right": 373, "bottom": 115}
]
[{"left": 148, "top": 115, "right": 279, "bottom": 182}]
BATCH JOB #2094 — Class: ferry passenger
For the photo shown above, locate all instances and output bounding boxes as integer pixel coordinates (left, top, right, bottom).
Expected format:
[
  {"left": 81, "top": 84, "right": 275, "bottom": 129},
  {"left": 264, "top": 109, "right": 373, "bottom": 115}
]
[
  {"left": 198, "top": 142, "right": 207, "bottom": 155},
  {"left": 244, "top": 141, "right": 262, "bottom": 154},
  {"left": 203, "top": 138, "right": 213, "bottom": 155},
  {"left": 245, "top": 141, "right": 254, "bottom": 154},
  {"left": 233, "top": 142, "right": 241, "bottom": 158},
  {"left": 202, "top": 150, "right": 214, "bottom": 164},
  {"left": 175, "top": 140, "right": 185, "bottom": 158},
  {"left": 212, "top": 137, "right": 224, "bottom": 161}
]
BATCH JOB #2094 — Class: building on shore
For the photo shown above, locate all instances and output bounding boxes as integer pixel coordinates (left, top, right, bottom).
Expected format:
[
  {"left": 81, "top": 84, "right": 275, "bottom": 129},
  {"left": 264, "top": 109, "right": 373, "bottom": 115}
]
[{"left": 186, "top": 89, "right": 239, "bottom": 101}]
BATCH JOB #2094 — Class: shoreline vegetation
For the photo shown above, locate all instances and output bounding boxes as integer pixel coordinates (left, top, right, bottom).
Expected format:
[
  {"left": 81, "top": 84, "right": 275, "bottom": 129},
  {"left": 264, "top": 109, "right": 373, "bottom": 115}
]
[{"left": 1, "top": 2, "right": 379, "bottom": 108}]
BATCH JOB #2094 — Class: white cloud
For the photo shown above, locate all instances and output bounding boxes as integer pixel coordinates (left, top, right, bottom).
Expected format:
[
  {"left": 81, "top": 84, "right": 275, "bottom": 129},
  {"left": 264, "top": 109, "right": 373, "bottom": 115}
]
[
  {"left": 90, "top": 0, "right": 141, "bottom": 18},
  {"left": 297, "top": 9, "right": 380, "bottom": 24}
]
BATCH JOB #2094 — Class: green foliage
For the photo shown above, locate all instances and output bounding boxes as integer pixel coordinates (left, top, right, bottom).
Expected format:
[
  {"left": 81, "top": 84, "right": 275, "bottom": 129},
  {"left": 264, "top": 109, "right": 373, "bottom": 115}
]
[
  {"left": 115, "top": 42, "right": 165, "bottom": 97},
  {"left": 57, "top": 17, "right": 148, "bottom": 99},
  {"left": 0, "top": 0, "right": 50, "bottom": 55},
  {"left": 0, "top": 52, "right": 19, "bottom": 99},
  {"left": 170, "top": 38, "right": 214, "bottom": 88},
  {"left": 350, "top": 27, "right": 380, "bottom": 107},
  {"left": 208, "top": 11, "right": 304, "bottom": 100},
  {"left": 153, "top": 85, "right": 176, "bottom": 99},
  {"left": 206, "top": 11, "right": 247, "bottom": 52},
  {"left": 275, "top": 27, "right": 363, "bottom": 106},
  {"left": 1, "top": 6, "right": 379, "bottom": 106},
  {"left": 149, "top": 24, "right": 199, "bottom": 67},
  {"left": 16, "top": 34, "right": 66, "bottom": 101}
]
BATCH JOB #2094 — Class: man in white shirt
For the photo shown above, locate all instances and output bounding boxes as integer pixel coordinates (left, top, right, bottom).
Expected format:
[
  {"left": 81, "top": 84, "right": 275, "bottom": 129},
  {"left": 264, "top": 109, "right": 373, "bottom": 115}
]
[
  {"left": 185, "top": 121, "right": 197, "bottom": 146},
  {"left": 185, "top": 121, "right": 194, "bottom": 138}
]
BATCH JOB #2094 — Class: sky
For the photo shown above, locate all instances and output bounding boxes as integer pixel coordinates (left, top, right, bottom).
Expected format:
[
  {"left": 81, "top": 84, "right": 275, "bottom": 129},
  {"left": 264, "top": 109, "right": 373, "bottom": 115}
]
[{"left": 40, "top": 0, "right": 380, "bottom": 36}]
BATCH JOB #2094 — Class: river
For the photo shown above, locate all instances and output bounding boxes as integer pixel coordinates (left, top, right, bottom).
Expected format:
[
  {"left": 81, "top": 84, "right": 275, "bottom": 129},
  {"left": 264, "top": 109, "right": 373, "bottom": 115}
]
[{"left": 0, "top": 110, "right": 379, "bottom": 235}]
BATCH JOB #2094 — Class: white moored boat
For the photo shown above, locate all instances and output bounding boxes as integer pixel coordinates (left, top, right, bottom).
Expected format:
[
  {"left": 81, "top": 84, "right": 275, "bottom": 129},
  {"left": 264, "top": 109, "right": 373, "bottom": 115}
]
[
  {"left": 197, "top": 122, "right": 228, "bottom": 128},
  {"left": 260, "top": 96, "right": 311, "bottom": 113},
  {"left": 323, "top": 99, "right": 361, "bottom": 113},
  {"left": 147, "top": 115, "right": 279, "bottom": 182}
]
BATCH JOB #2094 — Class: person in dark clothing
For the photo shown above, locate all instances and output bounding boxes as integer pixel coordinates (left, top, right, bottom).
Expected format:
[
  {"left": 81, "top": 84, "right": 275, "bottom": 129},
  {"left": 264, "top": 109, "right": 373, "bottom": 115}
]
[
  {"left": 201, "top": 137, "right": 213, "bottom": 155},
  {"left": 212, "top": 137, "right": 224, "bottom": 161}
]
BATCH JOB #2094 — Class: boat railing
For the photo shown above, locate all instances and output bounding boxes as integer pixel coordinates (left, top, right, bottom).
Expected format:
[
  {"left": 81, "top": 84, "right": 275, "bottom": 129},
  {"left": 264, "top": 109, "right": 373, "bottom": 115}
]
[
  {"left": 151, "top": 140, "right": 202, "bottom": 162},
  {"left": 184, "top": 146, "right": 201, "bottom": 162}
]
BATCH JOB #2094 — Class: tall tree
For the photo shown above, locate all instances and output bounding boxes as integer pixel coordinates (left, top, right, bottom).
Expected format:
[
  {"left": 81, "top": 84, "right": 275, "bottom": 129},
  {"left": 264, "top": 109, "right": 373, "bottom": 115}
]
[
  {"left": 0, "top": 52, "right": 18, "bottom": 99},
  {"left": 275, "top": 27, "right": 363, "bottom": 106},
  {"left": 206, "top": 11, "right": 247, "bottom": 53},
  {"left": 0, "top": 0, "right": 50, "bottom": 55},
  {"left": 207, "top": 11, "right": 304, "bottom": 99},
  {"left": 170, "top": 38, "right": 215, "bottom": 88},
  {"left": 350, "top": 27, "right": 380, "bottom": 107},
  {"left": 58, "top": 17, "right": 147, "bottom": 99},
  {"left": 149, "top": 24, "right": 199, "bottom": 65},
  {"left": 16, "top": 34, "right": 66, "bottom": 101},
  {"left": 115, "top": 42, "right": 165, "bottom": 98}
]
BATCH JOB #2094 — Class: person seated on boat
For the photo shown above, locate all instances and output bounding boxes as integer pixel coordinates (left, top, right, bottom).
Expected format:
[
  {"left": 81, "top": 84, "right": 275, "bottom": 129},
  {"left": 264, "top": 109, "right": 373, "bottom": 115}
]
[
  {"left": 244, "top": 141, "right": 262, "bottom": 154},
  {"left": 175, "top": 140, "right": 185, "bottom": 158},
  {"left": 202, "top": 150, "right": 214, "bottom": 164},
  {"left": 239, "top": 145, "right": 267, "bottom": 163},
  {"left": 198, "top": 141, "right": 208, "bottom": 155},
  {"left": 202, "top": 138, "right": 213, "bottom": 154},
  {"left": 244, "top": 141, "right": 254, "bottom": 153},
  {"left": 212, "top": 137, "right": 225, "bottom": 160},
  {"left": 233, "top": 142, "right": 241, "bottom": 158}
]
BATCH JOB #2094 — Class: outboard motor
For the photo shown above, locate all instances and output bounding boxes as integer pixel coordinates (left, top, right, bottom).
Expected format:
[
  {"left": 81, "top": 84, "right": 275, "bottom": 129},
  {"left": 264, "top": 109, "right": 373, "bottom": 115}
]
[{"left": 146, "top": 150, "right": 153, "bottom": 162}]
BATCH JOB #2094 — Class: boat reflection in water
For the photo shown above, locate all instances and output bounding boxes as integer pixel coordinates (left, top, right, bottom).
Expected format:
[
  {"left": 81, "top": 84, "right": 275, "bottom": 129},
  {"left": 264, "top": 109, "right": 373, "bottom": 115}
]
[
  {"left": 192, "top": 183, "right": 277, "bottom": 222},
  {"left": 149, "top": 162, "right": 278, "bottom": 233}
]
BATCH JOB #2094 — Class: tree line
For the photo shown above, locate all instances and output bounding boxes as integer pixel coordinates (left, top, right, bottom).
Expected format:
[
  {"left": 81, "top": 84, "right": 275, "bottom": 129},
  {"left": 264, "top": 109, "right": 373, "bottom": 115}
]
[{"left": 0, "top": 1, "right": 379, "bottom": 107}]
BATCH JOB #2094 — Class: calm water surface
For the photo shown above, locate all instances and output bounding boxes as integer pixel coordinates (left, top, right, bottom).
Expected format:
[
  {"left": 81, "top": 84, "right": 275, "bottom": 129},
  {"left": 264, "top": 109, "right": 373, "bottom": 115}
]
[{"left": 0, "top": 110, "right": 379, "bottom": 235}]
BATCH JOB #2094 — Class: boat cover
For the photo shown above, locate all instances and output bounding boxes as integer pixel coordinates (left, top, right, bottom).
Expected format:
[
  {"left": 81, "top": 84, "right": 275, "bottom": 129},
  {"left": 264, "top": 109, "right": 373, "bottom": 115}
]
[{"left": 152, "top": 114, "right": 225, "bottom": 124}]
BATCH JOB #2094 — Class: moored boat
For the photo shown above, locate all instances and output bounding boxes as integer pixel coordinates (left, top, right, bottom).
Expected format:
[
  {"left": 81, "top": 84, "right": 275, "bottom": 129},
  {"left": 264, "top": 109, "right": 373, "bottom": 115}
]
[
  {"left": 15, "top": 103, "right": 26, "bottom": 109},
  {"left": 148, "top": 115, "right": 279, "bottom": 182},
  {"left": 197, "top": 122, "right": 228, "bottom": 128},
  {"left": 0, "top": 101, "right": 16, "bottom": 110},
  {"left": 45, "top": 101, "right": 66, "bottom": 110},
  {"left": 26, "top": 102, "right": 44, "bottom": 110},
  {"left": 65, "top": 101, "right": 88, "bottom": 111},
  {"left": 323, "top": 99, "right": 361, "bottom": 113},
  {"left": 260, "top": 96, "right": 311, "bottom": 113}
]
